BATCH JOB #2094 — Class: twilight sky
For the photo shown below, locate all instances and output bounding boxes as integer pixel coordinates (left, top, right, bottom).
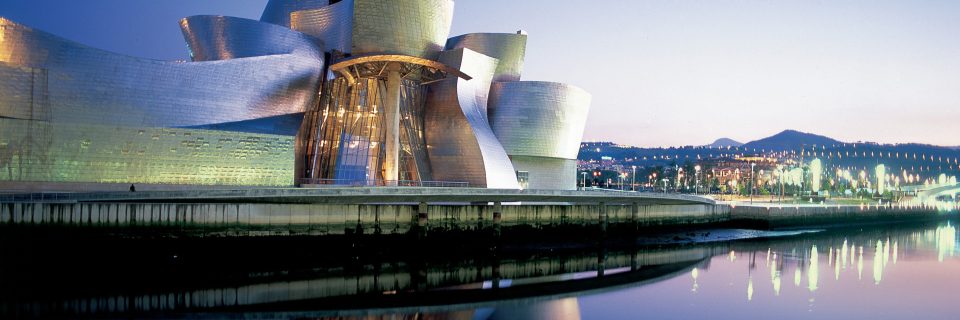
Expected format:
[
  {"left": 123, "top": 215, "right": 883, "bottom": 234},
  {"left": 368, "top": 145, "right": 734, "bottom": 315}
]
[{"left": 2, "top": 0, "right": 958, "bottom": 147}]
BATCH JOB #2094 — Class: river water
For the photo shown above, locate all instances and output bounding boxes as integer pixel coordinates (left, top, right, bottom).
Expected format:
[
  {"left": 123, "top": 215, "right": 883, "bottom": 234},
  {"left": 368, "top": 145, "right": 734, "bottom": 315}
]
[{"left": 2, "top": 219, "right": 958, "bottom": 319}]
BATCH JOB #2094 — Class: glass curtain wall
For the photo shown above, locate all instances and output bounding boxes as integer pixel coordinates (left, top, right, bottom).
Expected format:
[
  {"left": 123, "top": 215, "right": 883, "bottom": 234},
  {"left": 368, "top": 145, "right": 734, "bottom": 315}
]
[{"left": 304, "top": 71, "right": 433, "bottom": 185}]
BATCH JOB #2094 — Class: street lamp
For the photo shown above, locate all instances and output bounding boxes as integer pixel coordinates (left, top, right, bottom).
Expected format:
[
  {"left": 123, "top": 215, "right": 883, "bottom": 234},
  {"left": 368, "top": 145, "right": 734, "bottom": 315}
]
[
  {"left": 631, "top": 165, "right": 637, "bottom": 192},
  {"left": 750, "top": 162, "right": 756, "bottom": 204},
  {"left": 777, "top": 165, "right": 784, "bottom": 203},
  {"left": 694, "top": 165, "right": 701, "bottom": 195},
  {"left": 581, "top": 172, "right": 587, "bottom": 190},
  {"left": 676, "top": 165, "right": 682, "bottom": 193}
]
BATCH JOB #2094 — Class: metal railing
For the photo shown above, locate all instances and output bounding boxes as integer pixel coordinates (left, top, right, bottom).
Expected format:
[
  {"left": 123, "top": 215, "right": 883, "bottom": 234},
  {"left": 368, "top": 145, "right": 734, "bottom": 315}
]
[{"left": 297, "top": 179, "right": 470, "bottom": 188}]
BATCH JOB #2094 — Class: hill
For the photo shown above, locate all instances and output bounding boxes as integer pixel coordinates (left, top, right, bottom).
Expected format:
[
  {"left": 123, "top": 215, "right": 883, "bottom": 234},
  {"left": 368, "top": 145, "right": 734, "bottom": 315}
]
[
  {"left": 742, "top": 130, "right": 841, "bottom": 151},
  {"left": 705, "top": 138, "right": 743, "bottom": 148}
]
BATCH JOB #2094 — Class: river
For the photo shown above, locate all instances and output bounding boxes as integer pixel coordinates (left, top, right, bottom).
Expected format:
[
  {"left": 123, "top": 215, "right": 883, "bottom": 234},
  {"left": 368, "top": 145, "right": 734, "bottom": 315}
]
[{"left": 1, "top": 219, "right": 957, "bottom": 319}]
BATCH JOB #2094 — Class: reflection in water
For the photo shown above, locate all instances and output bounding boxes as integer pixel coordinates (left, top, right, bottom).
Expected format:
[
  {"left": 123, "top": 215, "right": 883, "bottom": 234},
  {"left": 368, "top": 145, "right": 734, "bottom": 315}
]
[
  {"left": 793, "top": 267, "right": 801, "bottom": 287},
  {"left": 581, "top": 220, "right": 960, "bottom": 320},
  {"left": 884, "top": 238, "right": 891, "bottom": 267},
  {"left": 3, "top": 220, "right": 960, "bottom": 319},
  {"left": 842, "top": 240, "right": 848, "bottom": 268},
  {"left": 769, "top": 251, "right": 781, "bottom": 296},
  {"left": 936, "top": 224, "right": 956, "bottom": 262},
  {"left": 833, "top": 247, "right": 839, "bottom": 281},
  {"left": 706, "top": 221, "right": 960, "bottom": 306},
  {"left": 808, "top": 245, "right": 819, "bottom": 292},
  {"left": 874, "top": 240, "right": 883, "bottom": 284},
  {"left": 485, "top": 298, "right": 581, "bottom": 320},
  {"left": 893, "top": 241, "right": 898, "bottom": 264},
  {"left": 691, "top": 268, "right": 699, "bottom": 293}
]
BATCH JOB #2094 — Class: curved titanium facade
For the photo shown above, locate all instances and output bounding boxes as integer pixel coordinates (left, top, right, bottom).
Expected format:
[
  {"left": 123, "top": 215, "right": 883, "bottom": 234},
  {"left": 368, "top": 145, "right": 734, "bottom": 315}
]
[
  {"left": 425, "top": 49, "right": 519, "bottom": 189},
  {"left": 446, "top": 32, "right": 527, "bottom": 82},
  {"left": 489, "top": 82, "right": 592, "bottom": 160},
  {"left": 260, "top": 0, "right": 331, "bottom": 27},
  {"left": 284, "top": 0, "right": 453, "bottom": 59},
  {"left": 180, "top": 15, "right": 323, "bottom": 62},
  {"left": 289, "top": 0, "right": 354, "bottom": 54},
  {"left": 488, "top": 81, "right": 592, "bottom": 190},
  {"left": 0, "top": 17, "right": 324, "bottom": 187},
  {"left": 350, "top": 0, "right": 452, "bottom": 60},
  {"left": 0, "top": 17, "right": 323, "bottom": 130}
]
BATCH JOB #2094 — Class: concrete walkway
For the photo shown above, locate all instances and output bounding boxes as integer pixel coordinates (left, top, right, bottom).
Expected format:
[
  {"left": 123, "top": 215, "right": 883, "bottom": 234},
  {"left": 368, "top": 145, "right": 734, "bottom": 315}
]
[{"left": 0, "top": 187, "right": 717, "bottom": 205}]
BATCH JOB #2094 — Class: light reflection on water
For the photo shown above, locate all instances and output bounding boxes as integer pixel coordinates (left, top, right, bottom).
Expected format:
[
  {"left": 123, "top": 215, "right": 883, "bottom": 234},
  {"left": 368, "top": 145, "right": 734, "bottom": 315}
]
[
  {"left": 383, "top": 222, "right": 960, "bottom": 320},
  {"left": 3, "top": 222, "right": 960, "bottom": 319},
  {"left": 576, "top": 222, "right": 960, "bottom": 320}
]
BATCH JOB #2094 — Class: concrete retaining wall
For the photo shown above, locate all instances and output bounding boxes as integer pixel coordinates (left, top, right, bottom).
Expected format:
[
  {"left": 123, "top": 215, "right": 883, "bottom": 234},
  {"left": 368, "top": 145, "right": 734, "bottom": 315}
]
[
  {"left": 730, "top": 204, "right": 945, "bottom": 228},
  {"left": 0, "top": 202, "right": 728, "bottom": 236}
]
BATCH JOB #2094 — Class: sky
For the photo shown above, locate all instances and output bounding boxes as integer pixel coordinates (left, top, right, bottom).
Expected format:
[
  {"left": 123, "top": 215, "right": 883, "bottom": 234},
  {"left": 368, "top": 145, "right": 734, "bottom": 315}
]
[{"left": 2, "top": 0, "right": 959, "bottom": 147}]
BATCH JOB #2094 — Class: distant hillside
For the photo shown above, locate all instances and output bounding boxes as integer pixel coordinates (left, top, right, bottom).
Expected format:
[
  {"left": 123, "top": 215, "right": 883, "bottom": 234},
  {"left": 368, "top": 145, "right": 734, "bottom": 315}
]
[
  {"left": 705, "top": 138, "right": 743, "bottom": 148},
  {"left": 579, "top": 131, "right": 959, "bottom": 176},
  {"left": 742, "top": 130, "right": 841, "bottom": 151}
]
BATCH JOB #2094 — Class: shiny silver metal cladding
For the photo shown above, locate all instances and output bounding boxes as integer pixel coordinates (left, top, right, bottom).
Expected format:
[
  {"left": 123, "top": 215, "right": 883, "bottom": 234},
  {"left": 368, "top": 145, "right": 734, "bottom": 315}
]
[
  {"left": 289, "top": 0, "right": 355, "bottom": 54},
  {"left": 425, "top": 48, "right": 520, "bottom": 189},
  {"left": 286, "top": 0, "right": 453, "bottom": 60},
  {"left": 489, "top": 81, "right": 592, "bottom": 160},
  {"left": 0, "top": 17, "right": 324, "bottom": 187},
  {"left": 0, "top": 17, "right": 324, "bottom": 130},
  {"left": 260, "top": 0, "right": 331, "bottom": 27},
  {"left": 488, "top": 81, "right": 592, "bottom": 190},
  {"left": 446, "top": 32, "right": 527, "bottom": 82},
  {"left": 181, "top": 15, "right": 323, "bottom": 62}
]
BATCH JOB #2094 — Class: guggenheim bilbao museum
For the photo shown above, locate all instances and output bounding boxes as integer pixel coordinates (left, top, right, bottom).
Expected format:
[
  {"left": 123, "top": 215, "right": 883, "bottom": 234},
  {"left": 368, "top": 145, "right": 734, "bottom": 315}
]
[{"left": 0, "top": 0, "right": 591, "bottom": 191}]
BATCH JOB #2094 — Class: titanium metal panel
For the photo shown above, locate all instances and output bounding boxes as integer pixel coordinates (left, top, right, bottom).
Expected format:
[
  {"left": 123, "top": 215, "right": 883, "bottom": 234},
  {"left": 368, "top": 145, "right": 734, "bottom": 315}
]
[
  {"left": 350, "top": 0, "right": 453, "bottom": 60},
  {"left": 425, "top": 48, "right": 519, "bottom": 189},
  {"left": 180, "top": 15, "right": 324, "bottom": 62},
  {"left": 510, "top": 156, "right": 579, "bottom": 190},
  {"left": 0, "top": 17, "right": 324, "bottom": 187},
  {"left": 446, "top": 32, "right": 527, "bottom": 82},
  {"left": 488, "top": 81, "right": 592, "bottom": 160},
  {"left": 260, "top": 0, "right": 331, "bottom": 27},
  {"left": 286, "top": 0, "right": 452, "bottom": 59},
  {"left": 0, "top": 118, "right": 295, "bottom": 186},
  {"left": 290, "top": 0, "right": 354, "bottom": 54},
  {"left": 0, "top": 17, "right": 323, "bottom": 131}
]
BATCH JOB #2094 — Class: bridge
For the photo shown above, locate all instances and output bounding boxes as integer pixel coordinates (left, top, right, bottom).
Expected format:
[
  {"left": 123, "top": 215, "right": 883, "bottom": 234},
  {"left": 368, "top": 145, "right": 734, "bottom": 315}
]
[{"left": 916, "top": 183, "right": 960, "bottom": 201}]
